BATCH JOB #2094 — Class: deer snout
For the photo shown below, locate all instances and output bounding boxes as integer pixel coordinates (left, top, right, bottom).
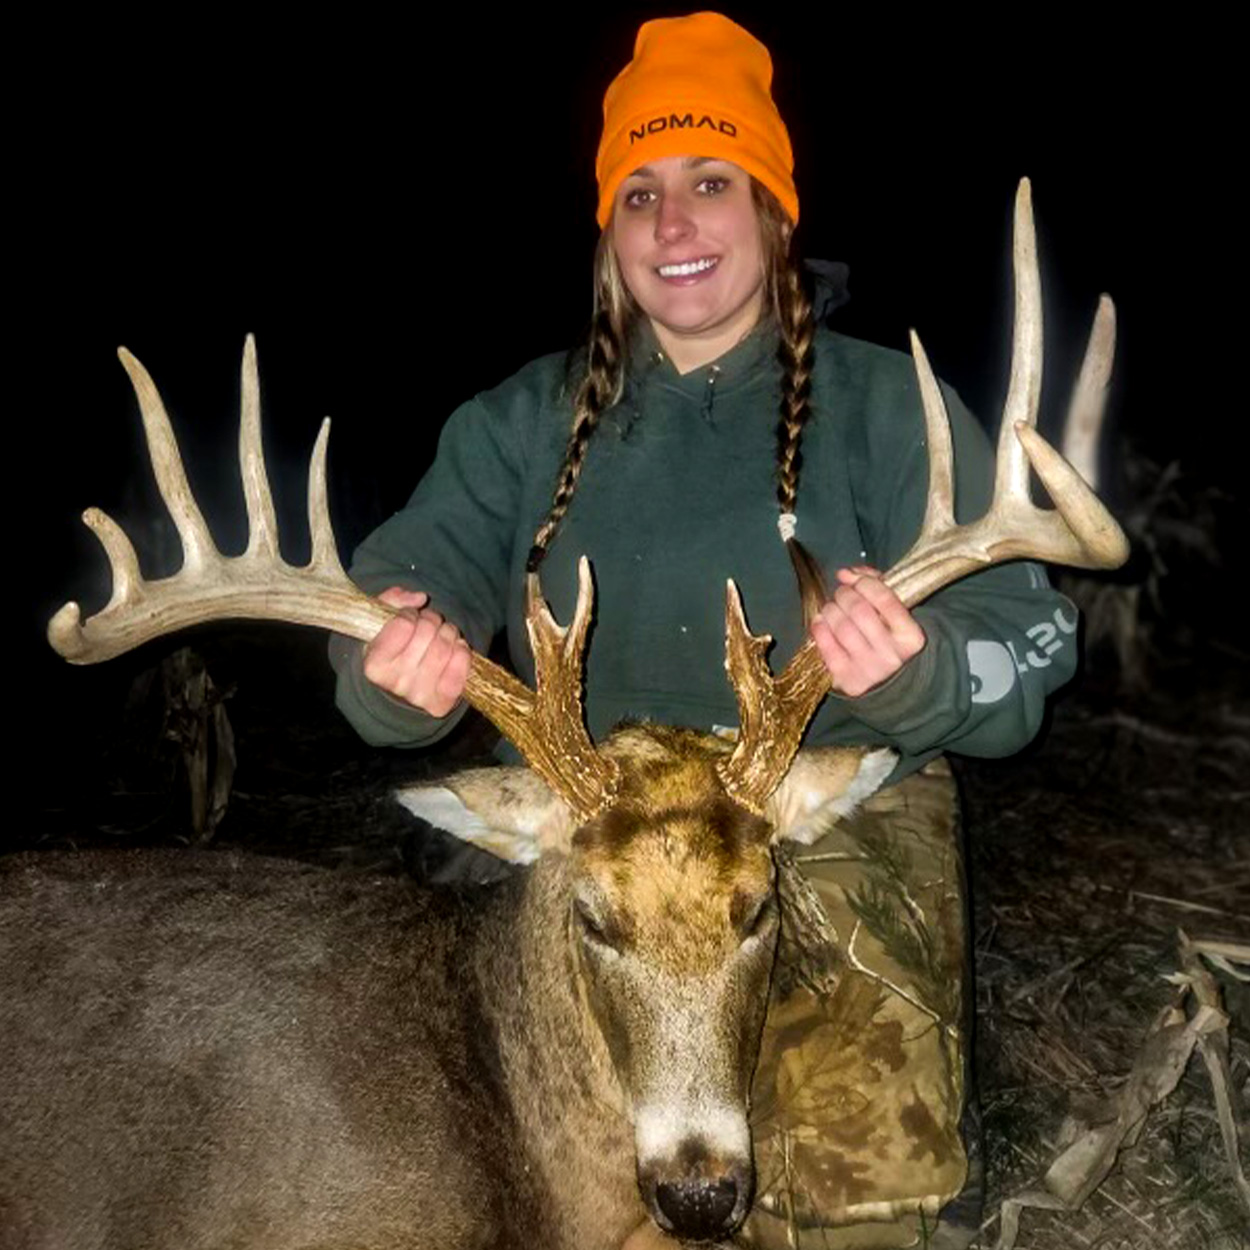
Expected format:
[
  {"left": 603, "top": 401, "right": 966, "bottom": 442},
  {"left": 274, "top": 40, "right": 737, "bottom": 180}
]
[
  {"left": 637, "top": 1153, "right": 752, "bottom": 1241},
  {"left": 635, "top": 1109, "right": 753, "bottom": 1241}
]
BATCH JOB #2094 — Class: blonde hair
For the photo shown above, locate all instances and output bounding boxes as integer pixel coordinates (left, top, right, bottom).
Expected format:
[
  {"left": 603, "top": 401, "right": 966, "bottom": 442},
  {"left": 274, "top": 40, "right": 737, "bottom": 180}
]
[
  {"left": 528, "top": 181, "right": 825, "bottom": 619},
  {"left": 525, "top": 235, "right": 633, "bottom": 572}
]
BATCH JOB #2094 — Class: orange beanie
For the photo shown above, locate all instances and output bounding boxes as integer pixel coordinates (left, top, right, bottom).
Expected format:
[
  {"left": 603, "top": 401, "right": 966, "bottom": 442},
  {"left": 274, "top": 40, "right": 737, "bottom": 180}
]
[{"left": 596, "top": 12, "right": 798, "bottom": 229}]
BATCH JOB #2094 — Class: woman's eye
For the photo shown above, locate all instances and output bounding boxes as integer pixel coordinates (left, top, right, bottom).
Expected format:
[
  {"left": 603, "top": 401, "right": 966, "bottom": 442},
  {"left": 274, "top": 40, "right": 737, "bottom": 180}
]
[
  {"left": 622, "top": 187, "right": 655, "bottom": 209},
  {"left": 698, "top": 176, "right": 729, "bottom": 196}
]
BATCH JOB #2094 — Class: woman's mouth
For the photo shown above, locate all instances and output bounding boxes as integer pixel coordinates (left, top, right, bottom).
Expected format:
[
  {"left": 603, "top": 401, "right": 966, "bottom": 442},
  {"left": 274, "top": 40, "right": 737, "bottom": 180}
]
[{"left": 656, "top": 257, "right": 719, "bottom": 281}]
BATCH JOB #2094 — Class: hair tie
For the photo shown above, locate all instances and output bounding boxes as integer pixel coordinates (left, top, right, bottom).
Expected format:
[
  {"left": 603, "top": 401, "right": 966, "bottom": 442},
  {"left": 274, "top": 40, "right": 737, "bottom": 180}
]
[{"left": 777, "top": 512, "right": 797, "bottom": 542}]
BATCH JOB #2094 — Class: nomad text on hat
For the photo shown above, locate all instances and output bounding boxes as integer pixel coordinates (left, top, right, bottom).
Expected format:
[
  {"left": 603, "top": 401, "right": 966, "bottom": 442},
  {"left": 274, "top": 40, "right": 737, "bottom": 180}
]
[{"left": 595, "top": 12, "right": 798, "bottom": 229}]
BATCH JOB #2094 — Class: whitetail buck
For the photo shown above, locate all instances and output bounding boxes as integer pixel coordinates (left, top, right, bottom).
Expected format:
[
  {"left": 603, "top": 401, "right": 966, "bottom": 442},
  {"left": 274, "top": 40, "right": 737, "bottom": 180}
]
[{"left": 2, "top": 181, "right": 1126, "bottom": 1249}]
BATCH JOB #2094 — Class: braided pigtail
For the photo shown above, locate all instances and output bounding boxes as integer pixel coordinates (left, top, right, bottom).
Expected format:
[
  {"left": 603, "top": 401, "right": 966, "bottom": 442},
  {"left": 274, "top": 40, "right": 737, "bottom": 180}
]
[
  {"left": 527, "top": 236, "right": 633, "bottom": 573},
  {"left": 755, "top": 184, "right": 827, "bottom": 622}
]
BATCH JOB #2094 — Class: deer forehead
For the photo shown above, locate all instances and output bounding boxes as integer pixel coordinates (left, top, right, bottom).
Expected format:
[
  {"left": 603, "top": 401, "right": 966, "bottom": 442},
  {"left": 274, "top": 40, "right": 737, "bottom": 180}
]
[
  {"left": 573, "top": 743, "right": 774, "bottom": 970},
  {"left": 606, "top": 844, "right": 770, "bottom": 970},
  {"left": 587, "top": 724, "right": 772, "bottom": 868}
]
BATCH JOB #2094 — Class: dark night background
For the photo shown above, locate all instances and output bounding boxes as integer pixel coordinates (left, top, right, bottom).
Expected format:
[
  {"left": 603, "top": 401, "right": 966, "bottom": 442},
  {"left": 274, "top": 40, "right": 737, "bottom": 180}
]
[{"left": 21, "top": 9, "right": 1238, "bottom": 799}]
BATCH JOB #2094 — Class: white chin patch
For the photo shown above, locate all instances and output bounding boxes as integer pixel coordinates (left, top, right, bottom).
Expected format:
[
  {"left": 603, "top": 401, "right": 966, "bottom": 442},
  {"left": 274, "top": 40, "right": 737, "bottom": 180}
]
[{"left": 634, "top": 1100, "right": 750, "bottom": 1166}]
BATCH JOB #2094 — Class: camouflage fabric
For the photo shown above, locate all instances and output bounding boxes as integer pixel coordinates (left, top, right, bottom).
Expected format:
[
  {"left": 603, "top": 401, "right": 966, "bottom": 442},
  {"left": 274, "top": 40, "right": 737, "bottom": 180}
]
[{"left": 744, "top": 758, "right": 975, "bottom": 1249}]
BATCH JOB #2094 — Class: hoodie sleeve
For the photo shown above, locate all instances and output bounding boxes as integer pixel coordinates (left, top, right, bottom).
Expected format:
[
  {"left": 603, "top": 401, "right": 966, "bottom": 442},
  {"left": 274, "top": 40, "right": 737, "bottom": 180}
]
[
  {"left": 330, "top": 390, "right": 528, "bottom": 748},
  {"left": 821, "top": 373, "right": 1079, "bottom": 773}
]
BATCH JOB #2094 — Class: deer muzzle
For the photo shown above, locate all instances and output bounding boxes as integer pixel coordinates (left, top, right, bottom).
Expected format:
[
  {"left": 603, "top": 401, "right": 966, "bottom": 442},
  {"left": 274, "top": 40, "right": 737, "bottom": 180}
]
[{"left": 634, "top": 1101, "right": 753, "bottom": 1239}]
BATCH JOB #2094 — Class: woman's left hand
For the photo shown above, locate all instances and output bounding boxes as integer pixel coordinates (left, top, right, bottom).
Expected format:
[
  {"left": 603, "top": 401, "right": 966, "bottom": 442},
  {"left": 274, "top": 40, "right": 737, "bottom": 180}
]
[{"left": 810, "top": 566, "right": 926, "bottom": 697}]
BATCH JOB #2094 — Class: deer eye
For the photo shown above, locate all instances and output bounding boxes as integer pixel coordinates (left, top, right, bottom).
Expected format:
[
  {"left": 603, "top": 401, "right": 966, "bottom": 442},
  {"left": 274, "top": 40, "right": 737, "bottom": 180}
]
[
  {"left": 734, "top": 892, "right": 775, "bottom": 941},
  {"left": 574, "top": 897, "right": 617, "bottom": 951}
]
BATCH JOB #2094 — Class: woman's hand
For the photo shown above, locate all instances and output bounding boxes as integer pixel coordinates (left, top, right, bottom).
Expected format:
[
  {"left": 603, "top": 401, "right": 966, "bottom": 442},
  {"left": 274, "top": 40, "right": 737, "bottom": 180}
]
[
  {"left": 810, "top": 566, "right": 926, "bottom": 697},
  {"left": 362, "top": 588, "right": 471, "bottom": 717}
]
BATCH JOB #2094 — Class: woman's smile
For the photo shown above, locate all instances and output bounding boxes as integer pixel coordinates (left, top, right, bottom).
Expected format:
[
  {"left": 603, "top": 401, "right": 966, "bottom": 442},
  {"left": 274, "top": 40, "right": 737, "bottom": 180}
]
[{"left": 656, "top": 256, "right": 720, "bottom": 281}]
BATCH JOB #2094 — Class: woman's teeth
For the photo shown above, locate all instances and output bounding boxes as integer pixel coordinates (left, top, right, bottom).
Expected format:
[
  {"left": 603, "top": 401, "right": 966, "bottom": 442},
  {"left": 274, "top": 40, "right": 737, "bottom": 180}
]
[{"left": 657, "top": 257, "right": 718, "bottom": 277}]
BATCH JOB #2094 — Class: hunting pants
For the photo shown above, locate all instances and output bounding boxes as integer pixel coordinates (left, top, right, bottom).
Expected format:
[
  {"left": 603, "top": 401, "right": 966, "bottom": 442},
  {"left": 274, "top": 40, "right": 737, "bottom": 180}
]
[{"left": 744, "top": 757, "right": 981, "bottom": 1250}]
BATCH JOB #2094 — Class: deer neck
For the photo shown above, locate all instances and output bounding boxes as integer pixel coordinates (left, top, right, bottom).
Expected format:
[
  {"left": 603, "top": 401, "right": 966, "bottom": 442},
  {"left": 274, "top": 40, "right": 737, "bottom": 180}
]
[{"left": 474, "top": 855, "right": 642, "bottom": 1245}]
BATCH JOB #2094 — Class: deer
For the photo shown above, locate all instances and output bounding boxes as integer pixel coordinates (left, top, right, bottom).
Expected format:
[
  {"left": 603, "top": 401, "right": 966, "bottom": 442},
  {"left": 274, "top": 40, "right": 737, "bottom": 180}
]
[{"left": 1, "top": 181, "right": 1126, "bottom": 1250}]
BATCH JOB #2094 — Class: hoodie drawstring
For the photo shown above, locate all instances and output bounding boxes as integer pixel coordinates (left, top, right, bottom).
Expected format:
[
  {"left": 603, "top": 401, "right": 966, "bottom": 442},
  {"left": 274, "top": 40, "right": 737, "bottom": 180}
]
[{"left": 700, "top": 364, "right": 722, "bottom": 422}]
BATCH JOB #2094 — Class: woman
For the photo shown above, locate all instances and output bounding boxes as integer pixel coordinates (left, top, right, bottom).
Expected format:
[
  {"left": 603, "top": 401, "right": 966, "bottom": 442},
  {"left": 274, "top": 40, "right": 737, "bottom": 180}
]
[
  {"left": 332, "top": 14, "right": 1070, "bottom": 1247},
  {"left": 332, "top": 13, "right": 1075, "bottom": 777}
]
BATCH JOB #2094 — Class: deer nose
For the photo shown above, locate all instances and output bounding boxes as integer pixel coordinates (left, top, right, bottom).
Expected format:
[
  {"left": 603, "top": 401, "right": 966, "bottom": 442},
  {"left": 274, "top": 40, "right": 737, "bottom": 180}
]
[{"left": 654, "top": 1175, "right": 739, "bottom": 1240}]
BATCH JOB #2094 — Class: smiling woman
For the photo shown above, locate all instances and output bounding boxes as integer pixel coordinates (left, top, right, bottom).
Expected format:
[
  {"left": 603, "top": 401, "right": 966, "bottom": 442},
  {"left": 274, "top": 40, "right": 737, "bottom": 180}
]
[{"left": 329, "top": 11, "right": 1087, "bottom": 1248}]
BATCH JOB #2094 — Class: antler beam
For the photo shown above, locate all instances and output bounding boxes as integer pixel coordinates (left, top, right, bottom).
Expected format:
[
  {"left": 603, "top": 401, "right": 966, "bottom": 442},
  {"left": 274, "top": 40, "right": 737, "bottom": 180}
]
[
  {"left": 48, "top": 337, "right": 618, "bottom": 822},
  {"left": 717, "top": 179, "right": 1130, "bottom": 813}
]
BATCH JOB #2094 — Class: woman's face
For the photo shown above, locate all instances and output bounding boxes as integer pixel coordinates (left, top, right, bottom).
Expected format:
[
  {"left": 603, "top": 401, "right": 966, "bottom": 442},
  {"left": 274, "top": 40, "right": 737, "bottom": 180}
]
[{"left": 611, "top": 155, "right": 765, "bottom": 373}]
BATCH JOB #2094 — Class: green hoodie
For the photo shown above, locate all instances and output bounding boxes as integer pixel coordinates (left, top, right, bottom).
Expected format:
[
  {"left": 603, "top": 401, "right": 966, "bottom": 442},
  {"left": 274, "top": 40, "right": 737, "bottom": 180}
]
[{"left": 332, "top": 325, "right": 1078, "bottom": 779}]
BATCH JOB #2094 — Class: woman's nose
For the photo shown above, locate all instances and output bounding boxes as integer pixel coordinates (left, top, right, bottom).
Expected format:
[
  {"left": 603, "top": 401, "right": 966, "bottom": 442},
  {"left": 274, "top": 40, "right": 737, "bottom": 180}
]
[{"left": 655, "top": 194, "right": 696, "bottom": 244}]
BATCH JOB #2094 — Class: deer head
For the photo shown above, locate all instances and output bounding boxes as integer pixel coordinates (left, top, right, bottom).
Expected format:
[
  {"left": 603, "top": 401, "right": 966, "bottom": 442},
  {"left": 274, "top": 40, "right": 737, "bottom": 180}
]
[{"left": 397, "top": 725, "right": 894, "bottom": 1239}]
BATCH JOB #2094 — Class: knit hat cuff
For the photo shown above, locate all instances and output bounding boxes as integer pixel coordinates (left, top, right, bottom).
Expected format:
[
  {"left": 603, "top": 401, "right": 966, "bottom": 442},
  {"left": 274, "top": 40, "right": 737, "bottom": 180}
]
[{"left": 596, "top": 102, "right": 797, "bottom": 228}]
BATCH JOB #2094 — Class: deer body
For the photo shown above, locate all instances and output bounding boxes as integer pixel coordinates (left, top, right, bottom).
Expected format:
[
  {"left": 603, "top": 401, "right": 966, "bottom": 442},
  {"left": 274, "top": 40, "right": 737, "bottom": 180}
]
[{"left": 0, "top": 849, "right": 644, "bottom": 1250}]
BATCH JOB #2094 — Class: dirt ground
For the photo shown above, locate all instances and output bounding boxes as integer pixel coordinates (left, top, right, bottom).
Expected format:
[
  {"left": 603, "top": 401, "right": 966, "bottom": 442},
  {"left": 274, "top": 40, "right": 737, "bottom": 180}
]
[{"left": 960, "top": 643, "right": 1249, "bottom": 1250}]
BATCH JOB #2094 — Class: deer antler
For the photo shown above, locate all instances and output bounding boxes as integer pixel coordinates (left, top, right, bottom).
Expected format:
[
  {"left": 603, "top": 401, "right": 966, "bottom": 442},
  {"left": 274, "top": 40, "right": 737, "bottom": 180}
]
[
  {"left": 717, "top": 179, "right": 1130, "bottom": 813},
  {"left": 466, "top": 561, "right": 621, "bottom": 818},
  {"left": 48, "top": 336, "right": 618, "bottom": 821}
]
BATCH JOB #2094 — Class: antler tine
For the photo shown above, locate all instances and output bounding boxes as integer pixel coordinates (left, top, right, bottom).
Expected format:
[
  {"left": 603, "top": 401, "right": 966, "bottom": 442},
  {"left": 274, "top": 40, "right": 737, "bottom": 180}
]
[
  {"left": 717, "top": 579, "right": 830, "bottom": 811},
  {"left": 717, "top": 179, "right": 1129, "bottom": 813},
  {"left": 48, "top": 339, "right": 618, "bottom": 821},
  {"left": 994, "top": 177, "right": 1044, "bottom": 506},
  {"left": 1061, "top": 295, "right": 1116, "bottom": 490},
  {"left": 910, "top": 329, "right": 957, "bottom": 544},
  {"left": 239, "top": 334, "right": 280, "bottom": 561},
  {"left": 121, "top": 344, "right": 219, "bottom": 574},
  {"left": 466, "top": 558, "right": 621, "bottom": 820},
  {"left": 307, "top": 417, "right": 348, "bottom": 577}
]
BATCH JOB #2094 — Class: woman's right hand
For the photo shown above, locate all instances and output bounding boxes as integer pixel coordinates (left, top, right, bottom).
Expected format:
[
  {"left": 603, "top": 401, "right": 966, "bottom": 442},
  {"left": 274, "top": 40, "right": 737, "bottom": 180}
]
[{"left": 362, "top": 588, "right": 471, "bottom": 717}]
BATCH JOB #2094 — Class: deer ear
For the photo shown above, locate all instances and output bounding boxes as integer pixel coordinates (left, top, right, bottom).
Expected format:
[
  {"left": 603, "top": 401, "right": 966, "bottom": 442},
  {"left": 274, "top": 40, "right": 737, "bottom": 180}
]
[
  {"left": 395, "top": 767, "right": 579, "bottom": 864},
  {"left": 765, "top": 747, "right": 896, "bottom": 846}
]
